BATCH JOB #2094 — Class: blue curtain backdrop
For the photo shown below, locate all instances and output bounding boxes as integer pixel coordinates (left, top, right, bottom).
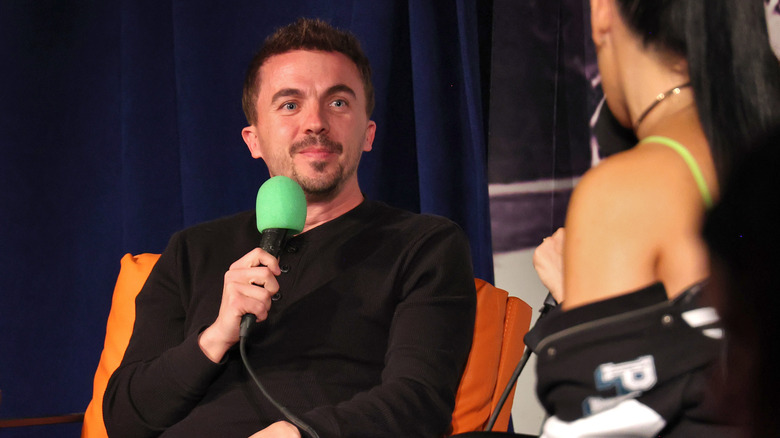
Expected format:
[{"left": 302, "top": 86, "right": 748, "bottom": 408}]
[{"left": 0, "top": 1, "right": 493, "bottom": 434}]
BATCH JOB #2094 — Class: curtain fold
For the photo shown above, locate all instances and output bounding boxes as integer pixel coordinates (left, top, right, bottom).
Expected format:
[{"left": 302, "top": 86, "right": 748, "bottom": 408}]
[
  {"left": 0, "top": 1, "right": 493, "bottom": 432},
  {"left": 408, "top": 0, "right": 493, "bottom": 279},
  {"left": 120, "top": 0, "right": 183, "bottom": 253}
]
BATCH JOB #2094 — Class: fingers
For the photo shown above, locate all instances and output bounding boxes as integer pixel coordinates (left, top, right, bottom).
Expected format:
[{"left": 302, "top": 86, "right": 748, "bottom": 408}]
[
  {"left": 249, "top": 421, "right": 301, "bottom": 438},
  {"left": 551, "top": 227, "right": 565, "bottom": 252},
  {"left": 223, "top": 247, "right": 281, "bottom": 319},
  {"left": 539, "top": 228, "right": 565, "bottom": 254},
  {"left": 227, "top": 266, "right": 280, "bottom": 294},
  {"left": 534, "top": 228, "right": 566, "bottom": 302},
  {"left": 212, "top": 249, "right": 282, "bottom": 337},
  {"left": 227, "top": 280, "right": 269, "bottom": 310},
  {"left": 542, "top": 227, "right": 564, "bottom": 243},
  {"left": 223, "top": 264, "right": 280, "bottom": 319},
  {"left": 229, "top": 247, "right": 281, "bottom": 275}
]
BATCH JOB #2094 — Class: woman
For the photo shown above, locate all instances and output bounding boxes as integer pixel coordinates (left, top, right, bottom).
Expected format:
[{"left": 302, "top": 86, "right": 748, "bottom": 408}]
[{"left": 527, "top": 1, "right": 780, "bottom": 437}]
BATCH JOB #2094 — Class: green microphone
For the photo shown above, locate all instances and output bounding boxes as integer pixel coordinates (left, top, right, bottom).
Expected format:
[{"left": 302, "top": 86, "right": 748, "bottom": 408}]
[
  {"left": 255, "top": 175, "right": 307, "bottom": 256},
  {"left": 240, "top": 176, "right": 306, "bottom": 336}
]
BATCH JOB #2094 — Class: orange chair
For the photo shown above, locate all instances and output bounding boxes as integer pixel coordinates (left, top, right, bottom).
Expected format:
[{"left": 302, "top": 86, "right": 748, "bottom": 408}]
[
  {"left": 449, "top": 279, "right": 533, "bottom": 434},
  {"left": 1, "top": 254, "right": 533, "bottom": 436},
  {"left": 81, "top": 253, "right": 161, "bottom": 438}
]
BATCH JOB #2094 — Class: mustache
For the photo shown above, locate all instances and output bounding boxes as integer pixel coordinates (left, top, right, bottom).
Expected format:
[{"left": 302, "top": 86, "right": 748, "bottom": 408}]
[{"left": 289, "top": 135, "right": 343, "bottom": 155}]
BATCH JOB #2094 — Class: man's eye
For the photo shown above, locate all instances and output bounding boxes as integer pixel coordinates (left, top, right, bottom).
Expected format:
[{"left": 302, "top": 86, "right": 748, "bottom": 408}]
[
  {"left": 330, "top": 99, "right": 347, "bottom": 108},
  {"left": 283, "top": 102, "right": 297, "bottom": 110}
]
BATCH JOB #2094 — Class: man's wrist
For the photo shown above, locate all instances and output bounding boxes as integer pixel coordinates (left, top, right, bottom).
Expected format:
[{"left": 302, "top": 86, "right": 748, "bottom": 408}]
[{"left": 197, "top": 326, "right": 232, "bottom": 363}]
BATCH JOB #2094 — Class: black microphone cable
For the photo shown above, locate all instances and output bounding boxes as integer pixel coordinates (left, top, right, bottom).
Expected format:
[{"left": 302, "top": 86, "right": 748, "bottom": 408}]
[
  {"left": 484, "top": 292, "right": 558, "bottom": 432},
  {"left": 239, "top": 329, "right": 320, "bottom": 438}
]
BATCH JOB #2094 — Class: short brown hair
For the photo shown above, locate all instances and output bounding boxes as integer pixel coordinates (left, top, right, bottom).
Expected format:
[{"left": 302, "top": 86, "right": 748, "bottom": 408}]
[{"left": 241, "top": 18, "right": 375, "bottom": 125}]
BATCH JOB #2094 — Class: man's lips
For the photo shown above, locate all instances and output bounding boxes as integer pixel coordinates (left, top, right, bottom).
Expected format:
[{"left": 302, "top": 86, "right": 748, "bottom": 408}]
[{"left": 296, "top": 147, "right": 338, "bottom": 158}]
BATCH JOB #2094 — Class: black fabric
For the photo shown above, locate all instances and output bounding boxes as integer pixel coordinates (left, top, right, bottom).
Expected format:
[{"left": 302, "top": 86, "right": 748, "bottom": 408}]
[
  {"left": 451, "top": 433, "right": 533, "bottom": 438},
  {"left": 524, "top": 283, "right": 737, "bottom": 437},
  {"left": 103, "top": 200, "right": 477, "bottom": 438},
  {"left": 592, "top": 100, "right": 639, "bottom": 158},
  {"left": 0, "top": 2, "right": 492, "bottom": 428}
]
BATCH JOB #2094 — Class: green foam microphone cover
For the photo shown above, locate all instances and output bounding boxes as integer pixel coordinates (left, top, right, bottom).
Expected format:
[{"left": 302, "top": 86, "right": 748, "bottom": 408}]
[{"left": 255, "top": 176, "right": 307, "bottom": 233}]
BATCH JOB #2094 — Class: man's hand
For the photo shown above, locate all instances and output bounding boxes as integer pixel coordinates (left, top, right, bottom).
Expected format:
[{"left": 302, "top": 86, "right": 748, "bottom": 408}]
[
  {"left": 248, "top": 421, "right": 302, "bottom": 438},
  {"left": 533, "top": 227, "right": 565, "bottom": 303},
  {"left": 198, "top": 248, "right": 282, "bottom": 362}
]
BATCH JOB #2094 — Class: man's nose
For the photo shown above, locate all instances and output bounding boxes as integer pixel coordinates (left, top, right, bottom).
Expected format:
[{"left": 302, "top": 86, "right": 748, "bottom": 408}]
[{"left": 303, "top": 105, "right": 328, "bottom": 135}]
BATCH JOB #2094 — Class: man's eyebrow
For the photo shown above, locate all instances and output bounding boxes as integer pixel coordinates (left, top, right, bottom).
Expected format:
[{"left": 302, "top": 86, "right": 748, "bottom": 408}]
[
  {"left": 269, "top": 85, "right": 357, "bottom": 105},
  {"left": 270, "top": 88, "right": 303, "bottom": 104},
  {"left": 326, "top": 84, "right": 357, "bottom": 99}
]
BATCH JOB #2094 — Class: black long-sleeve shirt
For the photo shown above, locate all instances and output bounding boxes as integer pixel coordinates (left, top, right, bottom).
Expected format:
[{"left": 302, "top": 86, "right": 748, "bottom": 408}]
[{"left": 103, "top": 199, "right": 476, "bottom": 437}]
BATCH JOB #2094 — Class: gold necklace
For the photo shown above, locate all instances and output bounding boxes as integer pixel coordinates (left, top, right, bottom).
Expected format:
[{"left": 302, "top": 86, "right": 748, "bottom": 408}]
[{"left": 634, "top": 83, "right": 691, "bottom": 130}]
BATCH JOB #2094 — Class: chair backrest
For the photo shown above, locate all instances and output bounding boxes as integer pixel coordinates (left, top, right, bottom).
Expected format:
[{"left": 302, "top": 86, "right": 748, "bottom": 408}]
[
  {"left": 449, "top": 278, "right": 532, "bottom": 434},
  {"left": 82, "top": 256, "right": 532, "bottom": 437},
  {"left": 82, "top": 253, "right": 160, "bottom": 438}
]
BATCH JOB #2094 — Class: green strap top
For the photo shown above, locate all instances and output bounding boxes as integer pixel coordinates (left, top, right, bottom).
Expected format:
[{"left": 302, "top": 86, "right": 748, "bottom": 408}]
[{"left": 639, "top": 135, "right": 714, "bottom": 208}]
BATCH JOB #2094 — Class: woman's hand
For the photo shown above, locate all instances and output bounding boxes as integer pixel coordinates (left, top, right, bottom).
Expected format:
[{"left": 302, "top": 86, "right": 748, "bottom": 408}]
[{"left": 533, "top": 227, "right": 565, "bottom": 303}]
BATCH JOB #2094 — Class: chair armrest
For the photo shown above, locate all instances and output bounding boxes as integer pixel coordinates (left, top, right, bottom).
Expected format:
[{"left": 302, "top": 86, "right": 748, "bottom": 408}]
[{"left": 0, "top": 412, "right": 84, "bottom": 428}]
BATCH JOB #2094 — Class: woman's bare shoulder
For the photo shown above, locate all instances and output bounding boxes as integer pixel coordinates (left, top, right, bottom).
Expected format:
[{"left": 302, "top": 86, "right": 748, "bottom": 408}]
[
  {"left": 562, "top": 145, "right": 701, "bottom": 307},
  {"left": 568, "top": 145, "right": 690, "bottom": 224}
]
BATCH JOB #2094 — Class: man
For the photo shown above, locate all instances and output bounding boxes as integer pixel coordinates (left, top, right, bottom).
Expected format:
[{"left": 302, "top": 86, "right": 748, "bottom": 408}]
[{"left": 103, "top": 18, "right": 476, "bottom": 438}]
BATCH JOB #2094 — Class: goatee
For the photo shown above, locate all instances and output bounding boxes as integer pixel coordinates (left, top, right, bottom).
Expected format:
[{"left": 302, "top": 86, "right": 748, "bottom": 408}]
[{"left": 289, "top": 134, "right": 346, "bottom": 199}]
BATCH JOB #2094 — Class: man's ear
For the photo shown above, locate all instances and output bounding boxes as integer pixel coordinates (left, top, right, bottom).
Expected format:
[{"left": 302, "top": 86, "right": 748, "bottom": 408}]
[
  {"left": 590, "top": 0, "right": 614, "bottom": 48},
  {"left": 363, "top": 120, "right": 376, "bottom": 152},
  {"left": 242, "top": 125, "right": 263, "bottom": 159}
]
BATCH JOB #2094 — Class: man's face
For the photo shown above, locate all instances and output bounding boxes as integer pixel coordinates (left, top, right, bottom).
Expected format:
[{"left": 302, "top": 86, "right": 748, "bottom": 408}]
[{"left": 242, "top": 50, "right": 376, "bottom": 200}]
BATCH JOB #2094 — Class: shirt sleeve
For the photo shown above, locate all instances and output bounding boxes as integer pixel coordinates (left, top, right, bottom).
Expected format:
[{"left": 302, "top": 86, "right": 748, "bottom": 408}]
[
  {"left": 299, "top": 221, "right": 477, "bottom": 438},
  {"left": 102, "top": 232, "right": 227, "bottom": 438}
]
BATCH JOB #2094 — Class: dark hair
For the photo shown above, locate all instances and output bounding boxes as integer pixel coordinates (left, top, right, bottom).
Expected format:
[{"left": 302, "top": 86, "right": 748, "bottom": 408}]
[
  {"left": 241, "top": 17, "right": 375, "bottom": 125},
  {"left": 703, "top": 125, "right": 780, "bottom": 437},
  {"left": 616, "top": 0, "right": 780, "bottom": 183}
]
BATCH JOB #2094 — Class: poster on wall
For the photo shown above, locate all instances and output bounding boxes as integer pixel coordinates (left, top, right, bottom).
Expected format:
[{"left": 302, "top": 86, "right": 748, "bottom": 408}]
[{"left": 488, "top": 0, "right": 596, "bottom": 254}]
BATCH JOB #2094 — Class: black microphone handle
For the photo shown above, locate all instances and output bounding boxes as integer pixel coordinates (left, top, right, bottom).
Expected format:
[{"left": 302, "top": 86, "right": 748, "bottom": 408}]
[
  {"left": 240, "top": 228, "right": 293, "bottom": 338},
  {"left": 258, "top": 227, "right": 290, "bottom": 258}
]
